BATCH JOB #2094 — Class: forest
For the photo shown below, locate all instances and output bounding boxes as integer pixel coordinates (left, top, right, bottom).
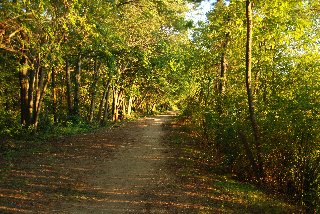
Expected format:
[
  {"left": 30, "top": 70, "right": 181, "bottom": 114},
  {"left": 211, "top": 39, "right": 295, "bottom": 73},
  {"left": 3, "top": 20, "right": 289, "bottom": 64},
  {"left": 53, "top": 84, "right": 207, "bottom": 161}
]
[{"left": 0, "top": 0, "right": 319, "bottom": 212}]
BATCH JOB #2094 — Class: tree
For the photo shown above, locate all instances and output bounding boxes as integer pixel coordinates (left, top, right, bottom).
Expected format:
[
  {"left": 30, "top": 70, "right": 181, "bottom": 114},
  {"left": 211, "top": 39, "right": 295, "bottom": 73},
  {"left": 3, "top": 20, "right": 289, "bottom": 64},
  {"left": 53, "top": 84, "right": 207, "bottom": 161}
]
[
  {"left": 245, "top": 0, "right": 263, "bottom": 181},
  {"left": 186, "top": 0, "right": 320, "bottom": 210}
]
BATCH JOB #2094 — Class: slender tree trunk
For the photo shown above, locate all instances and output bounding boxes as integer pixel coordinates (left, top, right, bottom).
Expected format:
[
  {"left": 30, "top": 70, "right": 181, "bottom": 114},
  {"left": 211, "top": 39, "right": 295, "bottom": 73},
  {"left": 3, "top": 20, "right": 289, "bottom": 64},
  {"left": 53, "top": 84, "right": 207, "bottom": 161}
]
[
  {"left": 98, "top": 79, "right": 111, "bottom": 122},
  {"left": 112, "top": 88, "right": 123, "bottom": 122},
  {"left": 238, "top": 130, "right": 261, "bottom": 179},
  {"left": 32, "top": 69, "right": 51, "bottom": 130},
  {"left": 27, "top": 68, "right": 35, "bottom": 125},
  {"left": 111, "top": 86, "right": 116, "bottom": 118},
  {"left": 98, "top": 90, "right": 107, "bottom": 121},
  {"left": 65, "top": 60, "right": 72, "bottom": 115},
  {"left": 219, "top": 35, "right": 229, "bottom": 95},
  {"left": 122, "top": 95, "right": 126, "bottom": 120},
  {"left": 245, "top": 0, "right": 264, "bottom": 181},
  {"left": 32, "top": 66, "right": 44, "bottom": 123},
  {"left": 88, "top": 59, "right": 99, "bottom": 122},
  {"left": 112, "top": 89, "right": 119, "bottom": 122},
  {"left": 52, "top": 67, "right": 57, "bottom": 123},
  {"left": 217, "top": 32, "right": 230, "bottom": 115},
  {"left": 102, "top": 84, "right": 111, "bottom": 125},
  {"left": 19, "top": 57, "right": 29, "bottom": 126},
  {"left": 127, "top": 96, "right": 132, "bottom": 116},
  {"left": 216, "top": 33, "right": 229, "bottom": 144},
  {"left": 73, "top": 53, "right": 81, "bottom": 116},
  {"left": 204, "top": 78, "right": 211, "bottom": 107},
  {"left": 32, "top": 60, "right": 40, "bottom": 121}
]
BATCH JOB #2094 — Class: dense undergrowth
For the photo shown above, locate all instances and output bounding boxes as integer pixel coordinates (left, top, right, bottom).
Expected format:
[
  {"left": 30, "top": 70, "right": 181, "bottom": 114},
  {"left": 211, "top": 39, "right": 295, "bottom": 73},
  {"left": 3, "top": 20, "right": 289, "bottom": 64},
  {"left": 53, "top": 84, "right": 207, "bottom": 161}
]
[
  {"left": 178, "top": 106, "right": 319, "bottom": 213},
  {"left": 166, "top": 117, "right": 304, "bottom": 213}
]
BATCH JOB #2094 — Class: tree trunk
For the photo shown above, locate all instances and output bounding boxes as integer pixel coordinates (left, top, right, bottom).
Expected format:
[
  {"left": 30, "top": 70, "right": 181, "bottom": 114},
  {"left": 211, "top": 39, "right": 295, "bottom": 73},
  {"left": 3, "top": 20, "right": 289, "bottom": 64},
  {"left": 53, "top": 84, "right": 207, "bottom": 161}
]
[
  {"left": 73, "top": 53, "right": 81, "bottom": 116},
  {"left": 112, "top": 89, "right": 119, "bottom": 122},
  {"left": 219, "top": 35, "right": 229, "bottom": 96},
  {"left": 27, "top": 68, "right": 35, "bottom": 126},
  {"left": 217, "top": 32, "right": 230, "bottom": 115},
  {"left": 98, "top": 79, "right": 111, "bottom": 122},
  {"left": 112, "top": 88, "right": 123, "bottom": 122},
  {"left": 52, "top": 67, "right": 57, "bottom": 123},
  {"left": 32, "top": 66, "right": 44, "bottom": 124},
  {"left": 65, "top": 60, "right": 72, "bottom": 115},
  {"left": 127, "top": 96, "right": 132, "bottom": 116},
  {"left": 32, "top": 66, "right": 51, "bottom": 130},
  {"left": 122, "top": 95, "right": 126, "bottom": 120},
  {"left": 88, "top": 59, "right": 99, "bottom": 122},
  {"left": 245, "top": 0, "right": 264, "bottom": 181},
  {"left": 33, "top": 81, "right": 50, "bottom": 130},
  {"left": 19, "top": 57, "right": 29, "bottom": 126},
  {"left": 238, "top": 130, "right": 261, "bottom": 180},
  {"left": 102, "top": 84, "right": 111, "bottom": 125},
  {"left": 98, "top": 90, "right": 107, "bottom": 122}
]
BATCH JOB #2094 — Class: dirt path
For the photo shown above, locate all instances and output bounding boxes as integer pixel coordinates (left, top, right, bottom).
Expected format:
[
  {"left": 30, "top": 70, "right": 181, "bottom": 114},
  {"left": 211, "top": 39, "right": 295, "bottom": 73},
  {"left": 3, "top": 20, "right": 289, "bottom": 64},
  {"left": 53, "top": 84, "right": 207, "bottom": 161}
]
[
  {"left": 0, "top": 112, "right": 201, "bottom": 213},
  {"left": 56, "top": 112, "right": 190, "bottom": 213},
  {"left": 0, "top": 112, "right": 299, "bottom": 213}
]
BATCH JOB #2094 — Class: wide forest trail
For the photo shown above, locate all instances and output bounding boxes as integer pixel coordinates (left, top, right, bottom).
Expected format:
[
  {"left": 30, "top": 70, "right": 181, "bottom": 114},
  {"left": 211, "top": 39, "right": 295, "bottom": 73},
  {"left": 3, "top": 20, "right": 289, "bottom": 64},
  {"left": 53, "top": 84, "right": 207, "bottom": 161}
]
[{"left": 0, "top": 112, "right": 299, "bottom": 213}]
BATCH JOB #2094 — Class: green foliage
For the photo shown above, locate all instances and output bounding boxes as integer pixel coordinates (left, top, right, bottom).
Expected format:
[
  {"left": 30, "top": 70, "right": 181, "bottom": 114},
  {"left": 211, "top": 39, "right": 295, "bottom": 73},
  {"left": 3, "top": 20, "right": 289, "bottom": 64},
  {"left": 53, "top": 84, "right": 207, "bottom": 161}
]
[
  {"left": 182, "top": 0, "right": 320, "bottom": 211},
  {"left": 0, "top": 110, "right": 22, "bottom": 138}
]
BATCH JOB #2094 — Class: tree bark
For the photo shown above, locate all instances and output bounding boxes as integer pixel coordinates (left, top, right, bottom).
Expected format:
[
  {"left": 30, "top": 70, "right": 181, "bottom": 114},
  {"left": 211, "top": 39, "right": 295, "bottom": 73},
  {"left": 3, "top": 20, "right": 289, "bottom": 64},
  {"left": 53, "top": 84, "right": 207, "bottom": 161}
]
[
  {"left": 127, "top": 96, "right": 132, "bottom": 116},
  {"left": 217, "top": 32, "right": 230, "bottom": 115},
  {"left": 32, "top": 66, "right": 43, "bottom": 123},
  {"left": 32, "top": 67, "right": 51, "bottom": 130},
  {"left": 102, "top": 84, "right": 111, "bottom": 125},
  {"left": 73, "top": 53, "right": 81, "bottom": 116},
  {"left": 98, "top": 90, "right": 107, "bottom": 121},
  {"left": 19, "top": 57, "right": 29, "bottom": 126},
  {"left": 88, "top": 59, "right": 99, "bottom": 122},
  {"left": 27, "top": 68, "right": 35, "bottom": 126},
  {"left": 98, "top": 79, "right": 111, "bottom": 123},
  {"left": 112, "top": 88, "right": 123, "bottom": 122},
  {"left": 52, "top": 67, "right": 57, "bottom": 123},
  {"left": 217, "top": 0, "right": 229, "bottom": 99},
  {"left": 238, "top": 130, "right": 261, "bottom": 180},
  {"left": 122, "top": 95, "right": 126, "bottom": 120},
  {"left": 65, "top": 60, "right": 72, "bottom": 115},
  {"left": 112, "top": 88, "right": 119, "bottom": 122},
  {"left": 245, "top": 0, "right": 264, "bottom": 181},
  {"left": 19, "top": 57, "right": 50, "bottom": 130}
]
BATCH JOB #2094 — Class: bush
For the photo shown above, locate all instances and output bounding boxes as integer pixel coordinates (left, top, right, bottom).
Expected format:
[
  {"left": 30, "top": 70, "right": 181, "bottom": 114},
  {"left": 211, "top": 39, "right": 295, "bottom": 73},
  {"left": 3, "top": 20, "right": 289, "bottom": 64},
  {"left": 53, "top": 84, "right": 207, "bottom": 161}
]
[{"left": 0, "top": 110, "right": 22, "bottom": 139}]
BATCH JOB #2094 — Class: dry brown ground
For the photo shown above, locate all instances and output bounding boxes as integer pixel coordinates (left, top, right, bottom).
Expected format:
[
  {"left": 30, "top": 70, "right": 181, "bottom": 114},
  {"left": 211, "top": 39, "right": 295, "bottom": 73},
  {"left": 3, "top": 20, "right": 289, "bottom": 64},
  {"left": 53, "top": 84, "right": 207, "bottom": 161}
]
[{"left": 0, "top": 112, "right": 300, "bottom": 213}]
